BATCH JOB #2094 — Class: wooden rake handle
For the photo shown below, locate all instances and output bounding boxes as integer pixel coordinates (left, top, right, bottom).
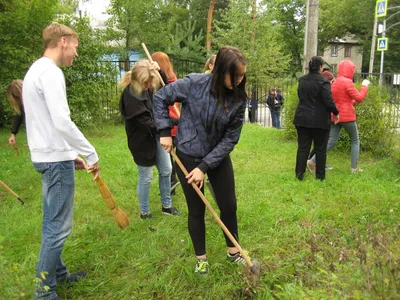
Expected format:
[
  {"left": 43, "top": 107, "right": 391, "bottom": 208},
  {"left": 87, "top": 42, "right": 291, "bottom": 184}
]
[
  {"left": 0, "top": 180, "right": 25, "bottom": 205},
  {"left": 141, "top": 43, "right": 181, "bottom": 118},
  {"left": 170, "top": 150, "right": 253, "bottom": 268}
]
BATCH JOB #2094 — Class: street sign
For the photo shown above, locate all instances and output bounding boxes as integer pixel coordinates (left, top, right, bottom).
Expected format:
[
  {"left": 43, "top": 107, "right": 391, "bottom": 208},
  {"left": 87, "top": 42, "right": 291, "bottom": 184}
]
[
  {"left": 376, "top": 0, "right": 388, "bottom": 18},
  {"left": 377, "top": 37, "right": 388, "bottom": 51}
]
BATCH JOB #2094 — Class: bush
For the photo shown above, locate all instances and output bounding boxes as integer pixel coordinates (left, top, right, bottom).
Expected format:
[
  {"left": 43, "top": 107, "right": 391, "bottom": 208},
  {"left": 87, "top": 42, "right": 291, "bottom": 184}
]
[
  {"left": 283, "top": 82, "right": 397, "bottom": 157},
  {"left": 61, "top": 16, "right": 118, "bottom": 127}
]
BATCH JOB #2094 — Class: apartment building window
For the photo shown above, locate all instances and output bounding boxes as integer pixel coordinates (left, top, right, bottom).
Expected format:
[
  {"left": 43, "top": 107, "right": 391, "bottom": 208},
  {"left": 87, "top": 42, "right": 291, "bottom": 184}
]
[
  {"left": 345, "top": 46, "right": 352, "bottom": 57},
  {"left": 331, "top": 45, "right": 338, "bottom": 57},
  {"left": 331, "top": 64, "right": 337, "bottom": 74}
]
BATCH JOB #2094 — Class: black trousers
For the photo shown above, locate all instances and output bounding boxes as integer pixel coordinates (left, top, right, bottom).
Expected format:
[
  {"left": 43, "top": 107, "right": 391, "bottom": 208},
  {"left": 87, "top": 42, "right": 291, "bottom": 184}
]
[
  {"left": 295, "top": 126, "right": 329, "bottom": 180},
  {"left": 176, "top": 150, "right": 238, "bottom": 256}
]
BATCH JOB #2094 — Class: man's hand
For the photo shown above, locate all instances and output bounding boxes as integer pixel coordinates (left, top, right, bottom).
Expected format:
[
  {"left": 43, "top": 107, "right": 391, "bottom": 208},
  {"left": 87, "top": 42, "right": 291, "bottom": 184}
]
[
  {"left": 160, "top": 137, "right": 173, "bottom": 153},
  {"left": 75, "top": 157, "right": 87, "bottom": 170},
  {"left": 333, "top": 114, "right": 340, "bottom": 125},
  {"left": 8, "top": 134, "right": 16, "bottom": 145},
  {"left": 186, "top": 168, "right": 205, "bottom": 189},
  {"left": 88, "top": 162, "right": 100, "bottom": 181}
]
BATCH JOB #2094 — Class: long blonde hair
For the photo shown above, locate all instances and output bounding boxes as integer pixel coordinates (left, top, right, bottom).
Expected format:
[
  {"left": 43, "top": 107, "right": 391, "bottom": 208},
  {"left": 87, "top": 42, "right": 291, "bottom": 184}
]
[
  {"left": 119, "top": 71, "right": 132, "bottom": 88},
  {"left": 7, "top": 79, "right": 23, "bottom": 115},
  {"left": 130, "top": 60, "right": 161, "bottom": 94},
  {"left": 203, "top": 54, "right": 216, "bottom": 72}
]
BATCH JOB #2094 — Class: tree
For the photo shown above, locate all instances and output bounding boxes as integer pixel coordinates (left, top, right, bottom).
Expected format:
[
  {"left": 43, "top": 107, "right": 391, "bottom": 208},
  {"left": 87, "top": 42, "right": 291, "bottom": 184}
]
[
  {"left": 206, "top": 0, "right": 216, "bottom": 53},
  {"left": 0, "top": 0, "right": 59, "bottom": 126},
  {"left": 213, "top": 0, "right": 290, "bottom": 82},
  {"left": 264, "top": 0, "right": 306, "bottom": 74}
]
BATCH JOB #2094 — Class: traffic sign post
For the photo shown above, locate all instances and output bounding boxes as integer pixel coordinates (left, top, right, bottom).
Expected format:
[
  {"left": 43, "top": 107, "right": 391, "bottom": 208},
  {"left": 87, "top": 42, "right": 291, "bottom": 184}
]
[
  {"left": 377, "top": 37, "right": 388, "bottom": 51},
  {"left": 376, "top": 0, "right": 388, "bottom": 18}
]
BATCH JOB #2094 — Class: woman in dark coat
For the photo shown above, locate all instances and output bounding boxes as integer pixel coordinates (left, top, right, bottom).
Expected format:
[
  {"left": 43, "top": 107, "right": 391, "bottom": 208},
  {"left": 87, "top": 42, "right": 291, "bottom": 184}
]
[
  {"left": 119, "top": 60, "right": 180, "bottom": 219},
  {"left": 293, "top": 56, "right": 340, "bottom": 180},
  {"left": 153, "top": 47, "right": 249, "bottom": 277}
]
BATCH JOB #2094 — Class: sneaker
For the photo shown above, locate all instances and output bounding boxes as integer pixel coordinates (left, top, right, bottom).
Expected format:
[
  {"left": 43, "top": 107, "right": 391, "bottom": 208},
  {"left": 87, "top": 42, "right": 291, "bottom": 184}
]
[
  {"left": 162, "top": 206, "right": 181, "bottom": 216},
  {"left": 325, "top": 164, "right": 334, "bottom": 170},
  {"left": 227, "top": 251, "right": 248, "bottom": 265},
  {"left": 195, "top": 258, "right": 209, "bottom": 277},
  {"left": 57, "top": 271, "right": 86, "bottom": 284},
  {"left": 307, "top": 160, "right": 316, "bottom": 175},
  {"left": 140, "top": 213, "right": 156, "bottom": 220},
  {"left": 351, "top": 167, "right": 364, "bottom": 174}
]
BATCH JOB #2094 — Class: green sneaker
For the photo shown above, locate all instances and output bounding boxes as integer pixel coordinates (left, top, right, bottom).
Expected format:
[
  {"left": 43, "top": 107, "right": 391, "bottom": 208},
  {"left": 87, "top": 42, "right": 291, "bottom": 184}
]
[{"left": 195, "top": 258, "right": 209, "bottom": 277}]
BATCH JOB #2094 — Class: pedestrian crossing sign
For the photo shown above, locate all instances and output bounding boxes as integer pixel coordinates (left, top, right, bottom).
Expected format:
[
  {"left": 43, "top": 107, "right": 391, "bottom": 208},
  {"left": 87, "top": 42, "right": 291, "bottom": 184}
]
[
  {"left": 376, "top": 0, "right": 388, "bottom": 18},
  {"left": 377, "top": 37, "right": 388, "bottom": 51}
]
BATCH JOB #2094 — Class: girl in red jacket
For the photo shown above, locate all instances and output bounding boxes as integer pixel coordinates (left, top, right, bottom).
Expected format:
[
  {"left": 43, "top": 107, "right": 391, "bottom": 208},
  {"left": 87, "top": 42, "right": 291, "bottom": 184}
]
[
  {"left": 312, "top": 60, "right": 369, "bottom": 173},
  {"left": 151, "top": 52, "right": 181, "bottom": 189}
]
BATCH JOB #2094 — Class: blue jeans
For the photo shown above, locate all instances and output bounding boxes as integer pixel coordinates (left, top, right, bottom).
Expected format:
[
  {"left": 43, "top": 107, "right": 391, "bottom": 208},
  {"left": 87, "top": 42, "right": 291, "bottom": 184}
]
[
  {"left": 270, "top": 109, "right": 280, "bottom": 129},
  {"left": 311, "top": 121, "right": 360, "bottom": 169},
  {"left": 33, "top": 161, "right": 75, "bottom": 300},
  {"left": 136, "top": 140, "right": 172, "bottom": 214}
]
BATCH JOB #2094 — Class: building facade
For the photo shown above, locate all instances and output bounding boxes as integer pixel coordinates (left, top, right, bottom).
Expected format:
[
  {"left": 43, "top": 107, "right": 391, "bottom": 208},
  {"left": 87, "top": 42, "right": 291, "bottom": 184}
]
[{"left": 319, "top": 35, "right": 363, "bottom": 74}]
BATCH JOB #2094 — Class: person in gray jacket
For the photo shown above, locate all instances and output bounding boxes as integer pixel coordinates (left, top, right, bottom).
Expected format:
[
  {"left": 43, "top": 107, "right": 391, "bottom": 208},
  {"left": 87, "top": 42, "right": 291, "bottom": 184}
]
[{"left": 153, "top": 46, "right": 248, "bottom": 277}]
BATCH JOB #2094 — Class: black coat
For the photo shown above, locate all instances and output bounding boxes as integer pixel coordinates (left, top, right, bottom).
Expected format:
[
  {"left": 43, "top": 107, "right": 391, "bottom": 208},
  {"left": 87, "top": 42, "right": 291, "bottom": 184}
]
[
  {"left": 293, "top": 71, "right": 339, "bottom": 130},
  {"left": 120, "top": 86, "right": 158, "bottom": 166}
]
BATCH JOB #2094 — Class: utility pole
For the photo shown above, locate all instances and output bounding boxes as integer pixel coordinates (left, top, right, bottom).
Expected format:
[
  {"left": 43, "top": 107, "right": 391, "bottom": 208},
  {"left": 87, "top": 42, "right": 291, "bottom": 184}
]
[
  {"left": 369, "top": 16, "right": 378, "bottom": 74},
  {"left": 303, "top": 0, "right": 320, "bottom": 74}
]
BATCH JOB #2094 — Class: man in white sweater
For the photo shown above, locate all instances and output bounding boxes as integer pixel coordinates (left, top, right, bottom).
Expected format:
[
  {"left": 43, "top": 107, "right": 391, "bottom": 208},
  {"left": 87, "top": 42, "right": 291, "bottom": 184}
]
[{"left": 23, "top": 23, "right": 100, "bottom": 300}]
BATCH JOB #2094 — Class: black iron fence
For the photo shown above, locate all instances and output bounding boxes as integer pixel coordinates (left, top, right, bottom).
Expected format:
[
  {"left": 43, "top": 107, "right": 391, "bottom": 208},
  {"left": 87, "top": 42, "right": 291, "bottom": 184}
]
[
  {"left": 245, "top": 73, "right": 400, "bottom": 129},
  {"left": 100, "top": 59, "right": 400, "bottom": 129}
]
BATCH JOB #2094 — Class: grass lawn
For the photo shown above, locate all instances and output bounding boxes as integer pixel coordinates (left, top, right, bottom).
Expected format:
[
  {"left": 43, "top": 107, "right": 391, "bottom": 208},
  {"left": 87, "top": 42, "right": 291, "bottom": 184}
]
[{"left": 1, "top": 123, "right": 399, "bottom": 299}]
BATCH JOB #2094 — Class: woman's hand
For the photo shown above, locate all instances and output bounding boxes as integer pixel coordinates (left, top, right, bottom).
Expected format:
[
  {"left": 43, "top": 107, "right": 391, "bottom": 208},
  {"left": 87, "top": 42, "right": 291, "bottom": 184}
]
[
  {"left": 8, "top": 134, "right": 16, "bottom": 145},
  {"left": 160, "top": 137, "right": 173, "bottom": 153},
  {"left": 186, "top": 168, "right": 205, "bottom": 188},
  {"left": 333, "top": 114, "right": 340, "bottom": 125}
]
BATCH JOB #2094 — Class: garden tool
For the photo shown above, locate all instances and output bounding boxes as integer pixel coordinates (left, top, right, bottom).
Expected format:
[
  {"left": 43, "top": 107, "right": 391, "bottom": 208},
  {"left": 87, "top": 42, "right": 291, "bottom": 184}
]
[
  {"left": 0, "top": 180, "right": 25, "bottom": 205},
  {"left": 92, "top": 174, "right": 130, "bottom": 230},
  {"left": 170, "top": 150, "right": 261, "bottom": 287},
  {"left": 11, "top": 143, "right": 20, "bottom": 156}
]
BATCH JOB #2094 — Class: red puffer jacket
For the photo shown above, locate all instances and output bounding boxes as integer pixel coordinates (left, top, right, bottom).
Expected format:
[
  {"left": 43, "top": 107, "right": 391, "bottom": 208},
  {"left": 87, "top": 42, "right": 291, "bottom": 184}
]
[
  {"left": 331, "top": 60, "right": 368, "bottom": 123},
  {"left": 167, "top": 77, "right": 180, "bottom": 137}
]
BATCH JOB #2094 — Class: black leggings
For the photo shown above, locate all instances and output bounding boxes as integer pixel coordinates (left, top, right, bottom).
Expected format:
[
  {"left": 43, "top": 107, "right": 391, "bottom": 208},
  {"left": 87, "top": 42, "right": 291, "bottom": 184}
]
[{"left": 176, "top": 150, "right": 238, "bottom": 256}]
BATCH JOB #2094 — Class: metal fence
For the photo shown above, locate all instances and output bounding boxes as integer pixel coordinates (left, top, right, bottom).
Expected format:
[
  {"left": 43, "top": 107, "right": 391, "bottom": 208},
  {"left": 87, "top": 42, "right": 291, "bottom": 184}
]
[
  {"left": 102, "top": 60, "right": 400, "bottom": 129},
  {"left": 245, "top": 73, "right": 400, "bottom": 129}
]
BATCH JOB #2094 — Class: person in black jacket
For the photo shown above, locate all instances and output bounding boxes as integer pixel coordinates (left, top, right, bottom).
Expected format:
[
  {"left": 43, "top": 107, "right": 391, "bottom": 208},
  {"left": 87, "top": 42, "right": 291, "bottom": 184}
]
[
  {"left": 266, "top": 88, "right": 283, "bottom": 129},
  {"left": 153, "top": 47, "right": 248, "bottom": 277},
  {"left": 293, "top": 56, "right": 340, "bottom": 180},
  {"left": 119, "top": 60, "right": 181, "bottom": 219},
  {"left": 7, "top": 79, "right": 24, "bottom": 146}
]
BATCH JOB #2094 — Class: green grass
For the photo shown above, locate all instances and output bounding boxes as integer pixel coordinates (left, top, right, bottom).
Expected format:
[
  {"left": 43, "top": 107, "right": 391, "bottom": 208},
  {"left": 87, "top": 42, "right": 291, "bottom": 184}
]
[{"left": 1, "top": 123, "right": 400, "bottom": 299}]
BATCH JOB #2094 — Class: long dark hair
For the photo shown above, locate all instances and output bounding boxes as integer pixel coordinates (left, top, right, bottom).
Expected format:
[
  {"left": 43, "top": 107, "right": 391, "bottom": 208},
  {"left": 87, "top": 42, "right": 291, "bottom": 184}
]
[{"left": 211, "top": 47, "right": 247, "bottom": 106}]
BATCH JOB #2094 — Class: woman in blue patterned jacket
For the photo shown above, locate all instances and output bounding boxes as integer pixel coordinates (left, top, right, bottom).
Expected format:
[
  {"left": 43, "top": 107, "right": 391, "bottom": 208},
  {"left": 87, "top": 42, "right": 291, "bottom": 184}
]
[{"left": 153, "top": 46, "right": 248, "bottom": 277}]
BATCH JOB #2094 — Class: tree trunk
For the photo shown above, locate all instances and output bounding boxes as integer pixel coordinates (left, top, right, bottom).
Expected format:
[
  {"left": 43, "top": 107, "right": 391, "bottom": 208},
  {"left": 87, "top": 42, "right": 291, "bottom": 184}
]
[
  {"left": 206, "top": 0, "right": 216, "bottom": 53},
  {"left": 250, "top": 0, "right": 256, "bottom": 53}
]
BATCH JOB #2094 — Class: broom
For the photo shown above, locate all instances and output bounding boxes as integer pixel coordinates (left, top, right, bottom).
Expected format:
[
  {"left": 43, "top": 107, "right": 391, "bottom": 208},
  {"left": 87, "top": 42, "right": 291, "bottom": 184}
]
[
  {"left": 11, "top": 143, "right": 20, "bottom": 156},
  {"left": 92, "top": 174, "right": 130, "bottom": 230},
  {"left": 0, "top": 180, "right": 25, "bottom": 205}
]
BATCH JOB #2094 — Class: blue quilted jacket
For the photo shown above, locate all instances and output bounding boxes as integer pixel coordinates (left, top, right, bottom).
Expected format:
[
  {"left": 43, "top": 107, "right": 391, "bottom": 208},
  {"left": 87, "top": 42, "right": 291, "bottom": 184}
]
[{"left": 153, "top": 73, "right": 246, "bottom": 173}]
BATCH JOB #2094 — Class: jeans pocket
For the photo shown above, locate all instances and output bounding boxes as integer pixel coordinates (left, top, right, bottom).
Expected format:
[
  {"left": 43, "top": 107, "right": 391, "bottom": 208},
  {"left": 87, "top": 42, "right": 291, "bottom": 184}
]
[{"left": 33, "top": 162, "right": 51, "bottom": 174}]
